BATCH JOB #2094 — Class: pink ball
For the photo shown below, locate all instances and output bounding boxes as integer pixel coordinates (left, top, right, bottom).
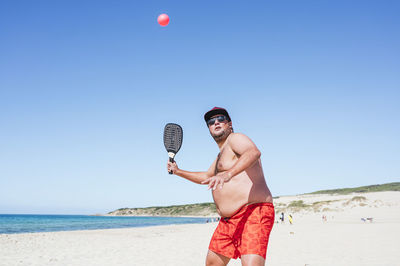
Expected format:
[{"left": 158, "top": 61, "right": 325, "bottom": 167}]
[{"left": 157, "top": 14, "right": 170, "bottom": 27}]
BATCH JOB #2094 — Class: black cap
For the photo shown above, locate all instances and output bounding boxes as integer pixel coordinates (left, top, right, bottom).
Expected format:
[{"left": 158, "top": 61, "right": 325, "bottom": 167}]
[{"left": 204, "top": 107, "right": 231, "bottom": 123}]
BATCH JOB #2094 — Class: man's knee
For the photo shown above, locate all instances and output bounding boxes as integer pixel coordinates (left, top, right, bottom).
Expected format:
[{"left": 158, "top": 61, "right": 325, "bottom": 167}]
[
  {"left": 205, "top": 256, "right": 220, "bottom": 266},
  {"left": 206, "top": 250, "right": 230, "bottom": 266},
  {"left": 240, "top": 254, "right": 265, "bottom": 266}
]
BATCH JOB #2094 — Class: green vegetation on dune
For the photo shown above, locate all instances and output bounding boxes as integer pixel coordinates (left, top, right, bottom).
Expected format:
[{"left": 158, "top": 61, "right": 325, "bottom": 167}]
[
  {"left": 308, "top": 182, "right": 400, "bottom": 195},
  {"left": 109, "top": 202, "right": 217, "bottom": 217},
  {"left": 351, "top": 196, "right": 366, "bottom": 201},
  {"left": 287, "top": 200, "right": 308, "bottom": 208}
]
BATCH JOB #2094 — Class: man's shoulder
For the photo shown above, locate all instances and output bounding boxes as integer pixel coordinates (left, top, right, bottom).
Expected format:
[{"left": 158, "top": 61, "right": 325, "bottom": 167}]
[
  {"left": 227, "top": 132, "right": 258, "bottom": 154},
  {"left": 229, "top": 132, "right": 250, "bottom": 139},
  {"left": 228, "top": 132, "right": 252, "bottom": 143}
]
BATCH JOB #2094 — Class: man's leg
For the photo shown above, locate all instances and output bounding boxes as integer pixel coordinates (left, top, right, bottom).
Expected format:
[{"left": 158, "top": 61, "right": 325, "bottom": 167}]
[
  {"left": 240, "top": 254, "right": 265, "bottom": 266},
  {"left": 206, "top": 250, "right": 231, "bottom": 266}
]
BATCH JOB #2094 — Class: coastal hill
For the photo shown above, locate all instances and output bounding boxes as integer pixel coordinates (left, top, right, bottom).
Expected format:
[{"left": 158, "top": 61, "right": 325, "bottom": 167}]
[
  {"left": 107, "top": 182, "right": 400, "bottom": 217},
  {"left": 107, "top": 202, "right": 217, "bottom": 217}
]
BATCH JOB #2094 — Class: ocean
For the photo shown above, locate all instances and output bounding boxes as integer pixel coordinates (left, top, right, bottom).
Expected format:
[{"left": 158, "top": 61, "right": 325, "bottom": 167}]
[{"left": 0, "top": 214, "right": 210, "bottom": 234}]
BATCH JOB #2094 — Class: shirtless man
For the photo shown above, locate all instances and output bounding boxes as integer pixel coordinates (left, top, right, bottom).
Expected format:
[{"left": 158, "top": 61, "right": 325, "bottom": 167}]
[{"left": 167, "top": 107, "right": 274, "bottom": 266}]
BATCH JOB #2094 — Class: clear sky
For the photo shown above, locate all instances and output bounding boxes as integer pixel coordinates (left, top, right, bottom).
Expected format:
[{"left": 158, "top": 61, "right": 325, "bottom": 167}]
[{"left": 0, "top": 0, "right": 399, "bottom": 214}]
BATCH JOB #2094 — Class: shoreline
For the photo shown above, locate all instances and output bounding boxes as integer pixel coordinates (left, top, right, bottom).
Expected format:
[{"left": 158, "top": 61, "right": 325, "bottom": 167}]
[
  {"left": 0, "top": 221, "right": 220, "bottom": 236},
  {"left": 0, "top": 215, "right": 216, "bottom": 236}
]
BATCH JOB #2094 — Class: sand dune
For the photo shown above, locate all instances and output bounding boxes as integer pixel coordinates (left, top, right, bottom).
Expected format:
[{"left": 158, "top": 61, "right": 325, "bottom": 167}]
[{"left": 1, "top": 191, "right": 399, "bottom": 266}]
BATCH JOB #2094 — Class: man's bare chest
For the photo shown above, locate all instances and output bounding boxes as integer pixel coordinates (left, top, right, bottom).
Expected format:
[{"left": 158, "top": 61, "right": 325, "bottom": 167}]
[{"left": 215, "top": 147, "right": 238, "bottom": 174}]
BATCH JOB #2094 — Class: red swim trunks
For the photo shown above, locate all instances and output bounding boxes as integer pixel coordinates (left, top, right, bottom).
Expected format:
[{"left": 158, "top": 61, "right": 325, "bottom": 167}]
[{"left": 209, "top": 202, "right": 274, "bottom": 260}]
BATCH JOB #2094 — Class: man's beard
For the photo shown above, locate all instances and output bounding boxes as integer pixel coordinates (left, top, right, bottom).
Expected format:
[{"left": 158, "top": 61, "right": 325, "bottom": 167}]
[{"left": 212, "top": 128, "right": 231, "bottom": 142}]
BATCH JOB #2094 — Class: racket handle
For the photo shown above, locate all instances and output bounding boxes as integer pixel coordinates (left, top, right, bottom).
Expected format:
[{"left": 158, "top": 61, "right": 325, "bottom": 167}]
[{"left": 169, "top": 157, "right": 174, "bottom": 174}]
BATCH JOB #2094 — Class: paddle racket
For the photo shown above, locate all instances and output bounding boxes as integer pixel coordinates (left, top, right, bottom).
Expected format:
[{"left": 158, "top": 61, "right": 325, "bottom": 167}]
[{"left": 163, "top": 123, "right": 183, "bottom": 174}]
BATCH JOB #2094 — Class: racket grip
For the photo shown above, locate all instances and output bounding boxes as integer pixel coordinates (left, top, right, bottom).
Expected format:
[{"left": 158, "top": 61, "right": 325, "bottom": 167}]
[{"left": 169, "top": 157, "right": 174, "bottom": 174}]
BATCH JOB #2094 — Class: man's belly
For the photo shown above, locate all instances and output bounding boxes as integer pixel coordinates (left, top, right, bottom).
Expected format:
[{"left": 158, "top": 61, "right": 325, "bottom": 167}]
[{"left": 212, "top": 173, "right": 273, "bottom": 217}]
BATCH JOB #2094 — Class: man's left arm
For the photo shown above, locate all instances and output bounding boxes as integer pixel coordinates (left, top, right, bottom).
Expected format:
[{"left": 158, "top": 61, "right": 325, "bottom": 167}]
[{"left": 202, "top": 133, "right": 261, "bottom": 190}]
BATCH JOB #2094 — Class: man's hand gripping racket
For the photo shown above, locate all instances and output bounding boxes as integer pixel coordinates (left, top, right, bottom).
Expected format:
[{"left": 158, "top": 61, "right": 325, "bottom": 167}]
[{"left": 163, "top": 123, "right": 183, "bottom": 174}]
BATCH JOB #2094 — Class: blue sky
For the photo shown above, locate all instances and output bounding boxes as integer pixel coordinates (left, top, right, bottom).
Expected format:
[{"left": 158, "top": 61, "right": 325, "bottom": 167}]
[{"left": 0, "top": 0, "right": 399, "bottom": 214}]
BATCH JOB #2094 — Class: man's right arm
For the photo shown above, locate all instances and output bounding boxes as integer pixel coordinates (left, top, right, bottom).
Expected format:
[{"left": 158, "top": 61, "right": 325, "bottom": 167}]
[{"left": 167, "top": 159, "right": 216, "bottom": 185}]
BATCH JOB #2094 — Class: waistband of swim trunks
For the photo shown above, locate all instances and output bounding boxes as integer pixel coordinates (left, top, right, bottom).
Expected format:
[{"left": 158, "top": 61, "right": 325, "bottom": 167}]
[
  {"left": 222, "top": 202, "right": 274, "bottom": 220},
  {"left": 245, "top": 202, "right": 274, "bottom": 208}
]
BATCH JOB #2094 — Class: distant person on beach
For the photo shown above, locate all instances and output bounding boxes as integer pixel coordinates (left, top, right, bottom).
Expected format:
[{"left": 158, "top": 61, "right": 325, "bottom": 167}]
[
  {"left": 280, "top": 212, "right": 284, "bottom": 223},
  {"left": 288, "top": 214, "right": 293, "bottom": 225},
  {"left": 167, "top": 107, "right": 274, "bottom": 266}
]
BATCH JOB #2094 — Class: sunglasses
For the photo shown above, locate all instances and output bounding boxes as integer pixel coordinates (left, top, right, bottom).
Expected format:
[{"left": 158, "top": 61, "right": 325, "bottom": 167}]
[{"left": 207, "top": 115, "right": 228, "bottom": 126}]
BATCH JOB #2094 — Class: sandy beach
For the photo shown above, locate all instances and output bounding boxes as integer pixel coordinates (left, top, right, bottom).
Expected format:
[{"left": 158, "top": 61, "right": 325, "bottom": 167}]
[{"left": 1, "top": 191, "right": 399, "bottom": 266}]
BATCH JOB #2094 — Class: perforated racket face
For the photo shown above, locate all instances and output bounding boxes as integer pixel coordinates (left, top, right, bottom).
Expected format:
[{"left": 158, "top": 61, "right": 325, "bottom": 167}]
[{"left": 163, "top": 123, "right": 183, "bottom": 154}]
